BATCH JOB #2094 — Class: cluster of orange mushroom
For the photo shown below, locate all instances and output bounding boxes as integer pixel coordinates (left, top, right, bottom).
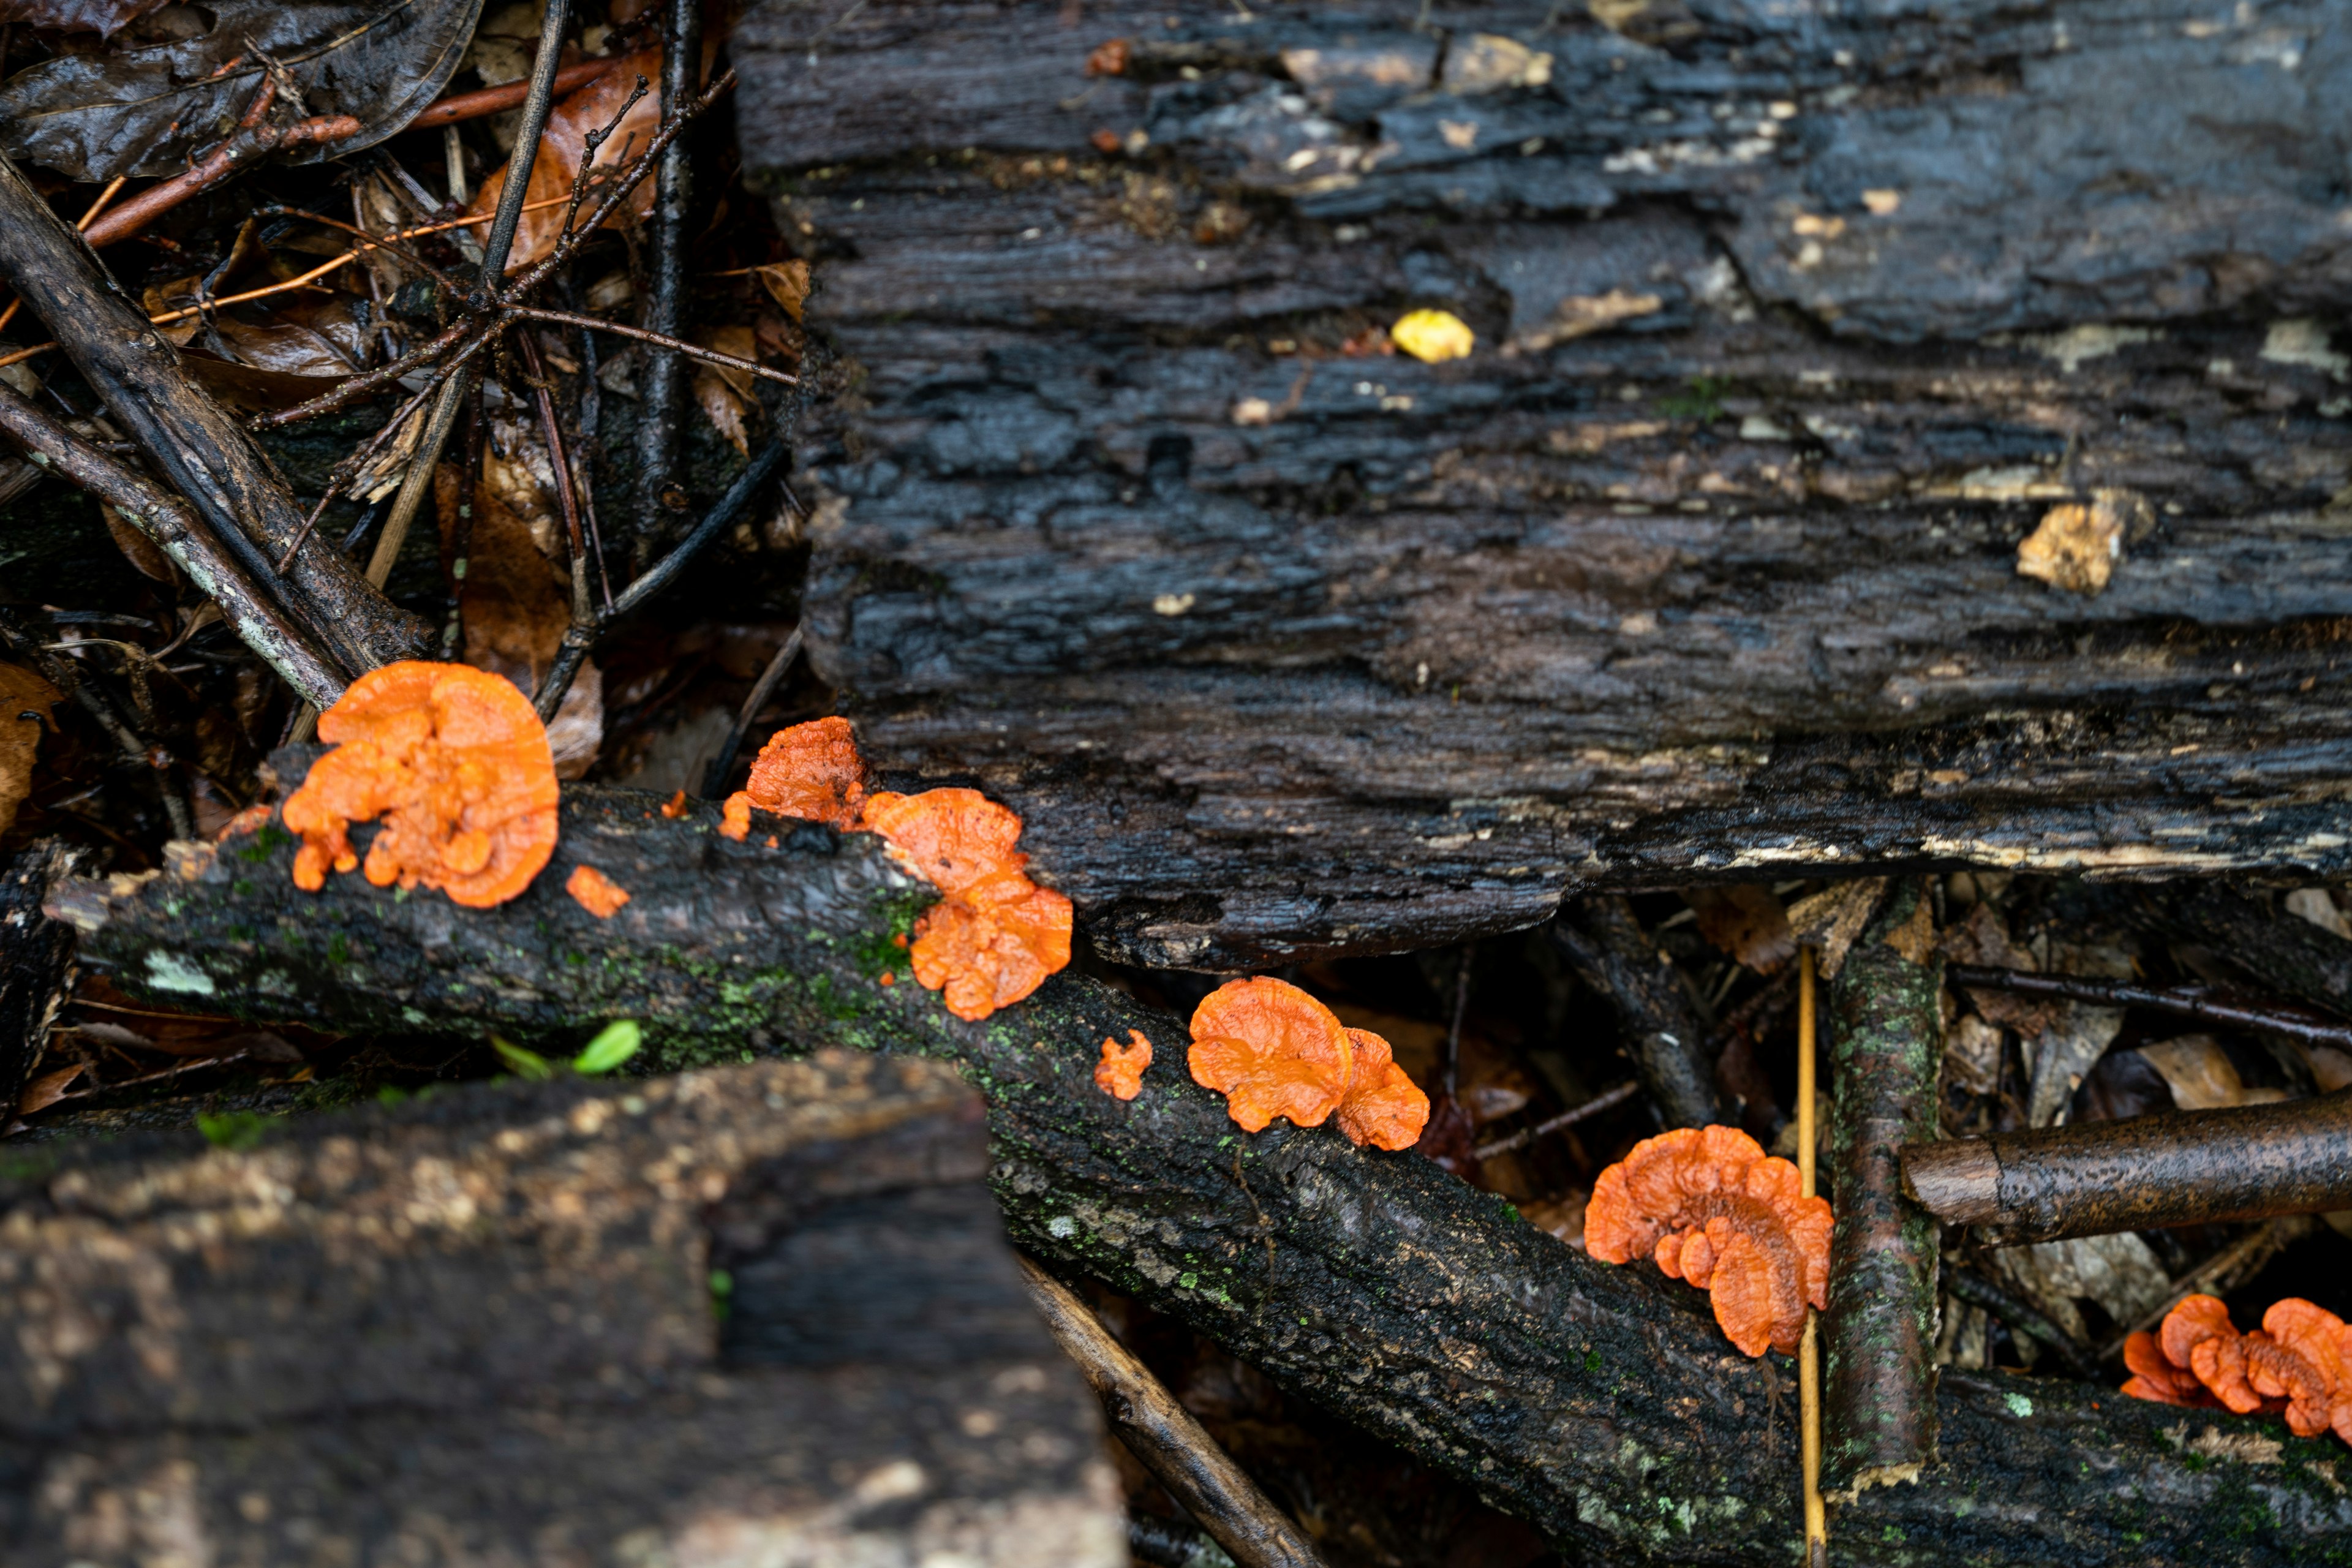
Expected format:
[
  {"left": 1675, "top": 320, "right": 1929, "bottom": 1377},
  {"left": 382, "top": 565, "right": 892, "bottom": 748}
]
[
  {"left": 1182, "top": 976, "right": 1430, "bottom": 1150},
  {"left": 2124, "top": 1294, "right": 2352, "bottom": 1444},
  {"left": 1585, "top": 1126, "right": 1833, "bottom": 1357},
  {"left": 718, "top": 716, "right": 1073, "bottom": 1022}
]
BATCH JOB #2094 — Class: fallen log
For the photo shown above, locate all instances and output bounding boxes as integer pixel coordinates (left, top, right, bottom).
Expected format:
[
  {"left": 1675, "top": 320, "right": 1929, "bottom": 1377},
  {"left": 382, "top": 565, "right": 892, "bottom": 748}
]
[
  {"left": 0, "top": 1049, "right": 1126, "bottom": 1564},
  {"left": 733, "top": 0, "right": 2352, "bottom": 968},
  {"left": 45, "top": 790, "right": 2352, "bottom": 1565},
  {"left": 1548, "top": 897, "right": 1721, "bottom": 1128},
  {"left": 1822, "top": 878, "right": 1941, "bottom": 1498},
  {"left": 1902, "top": 1092, "right": 2352, "bottom": 1244}
]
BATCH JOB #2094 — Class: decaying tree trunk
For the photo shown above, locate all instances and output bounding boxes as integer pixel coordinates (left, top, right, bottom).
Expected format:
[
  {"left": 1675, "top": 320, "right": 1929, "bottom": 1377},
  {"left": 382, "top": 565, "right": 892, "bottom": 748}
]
[
  {"left": 727, "top": 0, "right": 2352, "bottom": 968},
  {"left": 0, "top": 1051, "right": 1125, "bottom": 1564},
  {"left": 48, "top": 793, "right": 2352, "bottom": 1566}
]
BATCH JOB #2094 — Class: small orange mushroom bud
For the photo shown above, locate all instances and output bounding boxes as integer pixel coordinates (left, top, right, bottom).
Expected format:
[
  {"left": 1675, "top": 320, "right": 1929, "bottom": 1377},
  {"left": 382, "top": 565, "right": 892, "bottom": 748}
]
[
  {"left": 660, "top": 788, "right": 690, "bottom": 819},
  {"left": 1187, "top": 977, "right": 1356, "bottom": 1133},
  {"left": 282, "top": 662, "right": 559, "bottom": 908},
  {"left": 1585, "top": 1125, "right": 1831, "bottom": 1357},
  {"left": 725, "top": 715, "right": 869, "bottom": 832},
  {"left": 1332, "top": 1027, "right": 1430, "bottom": 1150},
  {"left": 565, "top": 864, "right": 630, "bottom": 918},
  {"left": 1096, "top": 1028, "right": 1152, "bottom": 1100},
  {"left": 718, "top": 793, "right": 753, "bottom": 841}
]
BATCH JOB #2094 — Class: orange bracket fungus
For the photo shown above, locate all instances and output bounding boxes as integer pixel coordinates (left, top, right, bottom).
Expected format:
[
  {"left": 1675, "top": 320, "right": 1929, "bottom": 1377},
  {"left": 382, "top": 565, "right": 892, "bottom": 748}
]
[
  {"left": 2124, "top": 1294, "right": 2352, "bottom": 1444},
  {"left": 1585, "top": 1125, "right": 1833, "bottom": 1357},
  {"left": 565, "top": 864, "right": 630, "bottom": 918},
  {"left": 282, "top": 662, "right": 559, "bottom": 908},
  {"left": 1188, "top": 977, "right": 1357, "bottom": 1133},
  {"left": 1333, "top": 1027, "right": 1432, "bottom": 1151},
  {"left": 1095, "top": 1029, "right": 1153, "bottom": 1100},
  {"left": 720, "top": 715, "right": 869, "bottom": 839}
]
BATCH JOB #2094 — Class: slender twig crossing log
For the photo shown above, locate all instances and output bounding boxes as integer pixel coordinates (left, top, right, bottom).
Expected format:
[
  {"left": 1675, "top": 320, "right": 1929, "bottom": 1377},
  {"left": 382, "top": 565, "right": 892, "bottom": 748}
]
[
  {"left": 1823, "top": 878, "right": 1942, "bottom": 1499},
  {"left": 1017, "top": 1256, "right": 1328, "bottom": 1568},
  {"left": 1549, "top": 898, "right": 1721, "bottom": 1128},
  {"left": 702, "top": 623, "right": 804, "bottom": 798},
  {"left": 1796, "top": 947, "right": 1826, "bottom": 1567},
  {"left": 0, "top": 384, "right": 347, "bottom": 705},
  {"left": 1471, "top": 1079, "right": 1639, "bottom": 1161},
  {"left": 0, "top": 154, "right": 431, "bottom": 677},
  {"left": 1902, "top": 1093, "right": 2352, "bottom": 1244},
  {"left": 633, "top": 0, "right": 701, "bottom": 564},
  {"left": 2126, "top": 883, "right": 2352, "bottom": 1023},
  {"left": 1943, "top": 1266, "right": 2098, "bottom": 1380},
  {"left": 44, "top": 806, "right": 2352, "bottom": 1566},
  {"left": 1945, "top": 965, "right": 2352, "bottom": 1052}
]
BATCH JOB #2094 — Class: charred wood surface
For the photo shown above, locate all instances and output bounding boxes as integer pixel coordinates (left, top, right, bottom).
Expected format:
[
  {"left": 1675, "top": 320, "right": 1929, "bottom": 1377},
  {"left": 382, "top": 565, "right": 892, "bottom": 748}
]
[
  {"left": 733, "top": 0, "right": 2352, "bottom": 968},
  {"left": 47, "top": 788, "right": 2352, "bottom": 1566},
  {"left": 1823, "top": 878, "right": 1940, "bottom": 1498},
  {"left": 0, "top": 840, "right": 76, "bottom": 1125},
  {"left": 0, "top": 1051, "right": 1125, "bottom": 1565},
  {"left": 1903, "top": 1090, "right": 2352, "bottom": 1245}
]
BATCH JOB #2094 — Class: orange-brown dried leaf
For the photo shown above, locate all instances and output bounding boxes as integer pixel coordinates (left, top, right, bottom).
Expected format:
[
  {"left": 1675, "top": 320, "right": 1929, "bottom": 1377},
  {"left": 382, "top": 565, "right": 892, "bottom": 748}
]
[
  {"left": 1096, "top": 1028, "right": 1152, "bottom": 1100},
  {"left": 862, "top": 786, "right": 1027, "bottom": 894},
  {"left": 1187, "top": 977, "right": 1355, "bottom": 1133},
  {"left": 566, "top": 864, "right": 630, "bottom": 918},
  {"left": 1333, "top": 1027, "right": 1431, "bottom": 1150},
  {"left": 739, "top": 715, "right": 867, "bottom": 829},
  {"left": 469, "top": 48, "right": 663, "bottom": 272},
  {"left": 908, "top": 879, "right": 1074, "bottom": 1022},
  {"left": 1584, "top": 1124, "right": 1830, "bottom": 1357},
  {"left": 282, "top": 662, "right": 558, "bottom": 908}
]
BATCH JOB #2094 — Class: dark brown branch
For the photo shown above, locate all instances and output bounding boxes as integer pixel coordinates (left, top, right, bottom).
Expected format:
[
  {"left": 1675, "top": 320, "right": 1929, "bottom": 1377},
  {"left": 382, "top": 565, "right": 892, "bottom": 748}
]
[
  {"left": 0, "top": 840, "right": 77, "bottom": 1129},
  {"left": 1942, "top": 1265, "right": 2098, "bottom": 1380},
  {"left": 1901, "top": 1091, "right": 2352, "bottom": 1243},
  {"left": 1017, "top": 1256, "right": 1328, "bottom": 1568},
  {"left": 1548, "top": 897, "right": 1721, "bottom": 1127},
  {"left": 1943, "top": 963, "right": 2352, "bottom": 1051},
  {"left": 510, "top": 307, "right": 798, "bottom": 384},
  {"left": 635, "top": 0, "right": 703, "bottom": 564},
  {"left": 250, "top": 318, "right": 477, "bottom": 431},
  {"left": 0, "top": 152, "right": 431, "bottom": 676},
  {"left": 1822, "top": 878, "right": 1941, "bottom": 1498},
  {"left": 80, "top": 118, "right": 360, "bottom": 251},
  {"left": 0, "top": 383, "right": 347, "bottom": 705},
  {"left": 2125, "top": 883, "right": 2352, "bottom": 1023}
]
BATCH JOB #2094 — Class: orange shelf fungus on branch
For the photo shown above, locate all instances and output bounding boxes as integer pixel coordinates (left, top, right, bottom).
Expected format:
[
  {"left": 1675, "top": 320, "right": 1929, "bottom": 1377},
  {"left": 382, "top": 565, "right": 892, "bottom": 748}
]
[
  {"left": 1585, "top": 1125, "right": 1832, "bottom": 1357},
  {"left": 860, "top": 783, "right": 1071, "bottom": 1022},
  {"left": 2123, "top": 1295, "right": 2352, "bottom": 1444},
  {"left": 1096, "top": 1029, "right": 1153, "bottom": 1100},
  {"left": 282, "top": 662, "right": 559, "bottom": 909},
  {"left": 861, "top": 787, "right": 1027, "bottom": 893},
  {"left": 722, "top": 715, "right": 870, "bottom": 836},
  {"left": 1188, "top": 978, "right": 1357, "bottom": 1133},
  {"left": 565, "top": 864, "right": 630, "bottom": 918},
  {"left": 1333, "top": 1027, "right": 1432, "bottom": 1150}
]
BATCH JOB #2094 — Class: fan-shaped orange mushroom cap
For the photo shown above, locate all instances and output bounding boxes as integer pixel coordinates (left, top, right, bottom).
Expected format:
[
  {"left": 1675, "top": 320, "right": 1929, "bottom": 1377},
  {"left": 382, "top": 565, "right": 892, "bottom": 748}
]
[
  {"left": 283, "top": 662, "right": 558, "bottom": 908},
  {"left": 861, "top": 787, "right": 1027, "bottom": 895},
  {"left": 908, "top": 876, "right": 1074, "bottom": 1021},
  {"left": 1333, "top": 1027, "right": 1431, "bottom": 1150},
  {"left": 1187, "top": 978, "right": 1356, "bottom": 1133},
  {"left": 2160, "top": 1294, "right": 2237, "bottom": 1373},
  {"left": 728, "top": 715, "right": 869, "bottom": 831},
  {"left": 2121, "top": 1329, "right": 2214, "bottom": 1407},
  {"left": 1096, "top": 1028, "right": 1153, "bottom": 1100},
  {"left": 1585, "top": 1125, "right": 1830, "bottom": 1357}
]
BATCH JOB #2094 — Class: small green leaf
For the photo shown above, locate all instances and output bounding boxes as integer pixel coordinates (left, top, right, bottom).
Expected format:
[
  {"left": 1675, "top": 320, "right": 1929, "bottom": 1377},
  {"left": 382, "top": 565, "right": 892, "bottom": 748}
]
[
  {"left": 493, "top": 1036, "right": 554, "bottom": 1080},
  {"left": 572, "top": 1020, "right": 643, "bottom": 1076},
  {"left": 197, "top": 1110, "right": 273, "bottom": 1150}
]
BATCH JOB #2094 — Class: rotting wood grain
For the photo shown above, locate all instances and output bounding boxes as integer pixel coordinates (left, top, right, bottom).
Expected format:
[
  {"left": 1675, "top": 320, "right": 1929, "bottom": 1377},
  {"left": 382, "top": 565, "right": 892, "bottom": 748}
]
[
  {"left": 47, "top": 790, "right": 2352, "bottom": 1567},
  {"left": 731, "top": 0, "right": 2352, "bottom": 968}
]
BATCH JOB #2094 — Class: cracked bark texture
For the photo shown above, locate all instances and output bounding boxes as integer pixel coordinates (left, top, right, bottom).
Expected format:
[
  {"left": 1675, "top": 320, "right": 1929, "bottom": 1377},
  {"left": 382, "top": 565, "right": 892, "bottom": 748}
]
[
  {"left": 732, "top": 0, "right": 2352, "bottom": 968},
  {"left": 1824, "top": 876, "right": 1942, "bottom": 1499},
  {"left": 47, "top": 788, "right": 2352, "bottom": 1566}
]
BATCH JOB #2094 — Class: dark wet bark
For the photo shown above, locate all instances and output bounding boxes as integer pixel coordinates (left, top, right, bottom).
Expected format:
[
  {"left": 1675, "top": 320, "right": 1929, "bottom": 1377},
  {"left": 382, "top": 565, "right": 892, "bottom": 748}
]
[
  {"left": 731, "top": 0, "right": 2352, "bottom": 969},
  {"left": 0, "top": 840, "right": 76, "bottom": 1123},
  {"left": 0, "top": 154, "right": 434, "bottom": 678},
  {"left": 2125, "top": 883, "right": 2352, "bottom": 1022},
  {"left": 1943, "top": 963, "right": 2352, "bottom": 1054},
  {"left": 0, "top": 1052, "right": 1125, "bottom": 1564},
  {"left": 1823, "top": 878, "right": 1941, "bottom": 1498},
  {"left": 1903, "top": 1091, "right": 2352, "bottom": 1245},
  {"left": 48, "top": 790, "right": 2352, "bottom": 1566},
  {"left": 1548, "top": 898, "right": 1719, "bottom": 1128}
]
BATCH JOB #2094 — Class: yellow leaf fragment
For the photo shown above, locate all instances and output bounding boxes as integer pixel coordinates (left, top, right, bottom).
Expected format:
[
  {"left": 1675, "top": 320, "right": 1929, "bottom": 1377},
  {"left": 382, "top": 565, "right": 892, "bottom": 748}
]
[{"left": 1392, "top": 309, "right": 1474, "bottom": 364}]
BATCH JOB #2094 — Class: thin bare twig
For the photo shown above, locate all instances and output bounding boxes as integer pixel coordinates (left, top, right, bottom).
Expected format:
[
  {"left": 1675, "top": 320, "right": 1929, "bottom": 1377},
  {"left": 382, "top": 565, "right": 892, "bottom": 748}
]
[
  {"left": 1471, "top": 1079, "right": 1641, "bottom": 1161},
  {"left": 252, "top": 318, "right": 477, "bottom": 430},
  {"left": 412, "top": 58, "right": 622, "bottom": 129},
  {"left": 1945, "top": 963, "right": 2352, "bottom": 1051},
  {"left": 700, "top": 624, "right": 804, "bottom": 797},
  {"left": 509, "top": 306, "right": 798, "bottom": 384}
]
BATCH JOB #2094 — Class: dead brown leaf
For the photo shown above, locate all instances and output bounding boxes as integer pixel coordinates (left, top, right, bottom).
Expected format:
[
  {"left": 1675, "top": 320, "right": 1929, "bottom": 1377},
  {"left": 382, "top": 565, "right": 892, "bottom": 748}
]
[
  {"left": 1943, "top": 1014, "right": 2003, "bottom": 1096},
  {"left": 100, "top": 500, "right": 174, "bottom": 581},
  {"left": 1684, "top": 884, "right": 1795, "bottom": 974},
  {"left": 1784, "top": 877, "right": 1887, "bottom": 979},
  {"left": 0, "top": 661, "right": 61, "bottom": 836},
  {"left": 17, "top": 1063, "right": 84, "bottom": 1115},
  {"left": 470, "top": 47, "right": 665, "bottom": 272},
  {"left": 754, "top": 260, "right": 811, "bottom": 322}
]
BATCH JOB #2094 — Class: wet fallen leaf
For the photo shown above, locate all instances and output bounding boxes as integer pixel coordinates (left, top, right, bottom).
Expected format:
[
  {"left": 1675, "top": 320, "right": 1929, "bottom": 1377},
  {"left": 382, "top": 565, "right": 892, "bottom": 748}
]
[
  {"left": 0, "top": 0, "right": 167, "bottom": 36},
  {"left": 0, "top": 0, "right": 485, "bottom": 181},
  {"left": 1784, "top": 876, "right": 1887, "bottom": 979},
  {"left": 1943, "top": 1014, "right": 2003, "bottom": 1096},
  {"left": 0, "top": 661, "right": 61, "bottom": 836},
  {"left": 693, "top": 324, "right": 761, "bottom": 456},
  {"left": 755, "top": 260, "right": 811, "bottom": 322},
  {"left": 17, "top": 1063, "right": 84, "bottom": 1115},
  {"left": 1939, "top": 901, "right": 2060, "bottom": 1036},
  {"left": 2135, "top": 1034, "right": 2287, "bottom": 1112},
  {"left": 1518, "top": 1191, "right": 1588, "bottom": 1250},
  {"left": 1982, "top": 1231, "right": 2170, "bottom": 1349},
  {"left": 2285, "top": 887, "right": 2352, "bottom": 941},
  {"left": 100, "top": 500, "right": 174, "bottom": 581},
  {"left": 1683, "top": 884, "right": 1795, "bottom": 974},
  {"left": 469, "top": 46, "right": 663, "bottom": 272}
]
